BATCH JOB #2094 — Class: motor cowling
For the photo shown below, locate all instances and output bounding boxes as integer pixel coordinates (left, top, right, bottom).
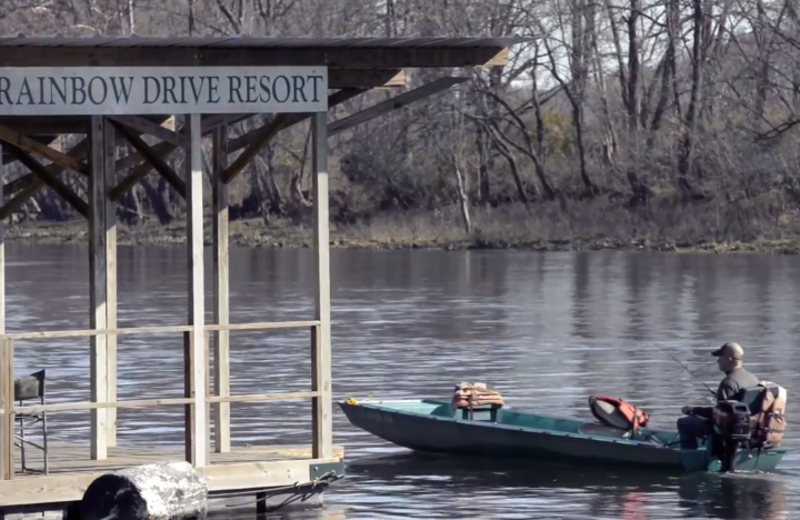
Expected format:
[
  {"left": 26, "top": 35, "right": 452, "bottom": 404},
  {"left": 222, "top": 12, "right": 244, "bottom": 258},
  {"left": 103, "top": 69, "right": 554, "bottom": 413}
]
[
  {"left": 711, "top": 400, "right": 752, "bottom": 472},
  {"left": 712, "top": 400, "right": 752, "bottom": 441}
]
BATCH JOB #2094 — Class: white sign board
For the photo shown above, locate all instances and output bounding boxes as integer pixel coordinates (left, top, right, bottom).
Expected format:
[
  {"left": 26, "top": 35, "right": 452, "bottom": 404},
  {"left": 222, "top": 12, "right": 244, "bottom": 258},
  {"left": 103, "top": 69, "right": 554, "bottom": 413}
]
[{"left": 0, "top": 66, "right": 328, "bottom": 116}]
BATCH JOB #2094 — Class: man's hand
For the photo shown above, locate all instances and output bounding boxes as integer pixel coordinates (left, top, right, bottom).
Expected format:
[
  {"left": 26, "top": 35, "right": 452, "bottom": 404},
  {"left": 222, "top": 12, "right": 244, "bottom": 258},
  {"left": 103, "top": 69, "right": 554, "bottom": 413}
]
[{"left": 681, "top": 405, "right": 694, "bottom": 415}]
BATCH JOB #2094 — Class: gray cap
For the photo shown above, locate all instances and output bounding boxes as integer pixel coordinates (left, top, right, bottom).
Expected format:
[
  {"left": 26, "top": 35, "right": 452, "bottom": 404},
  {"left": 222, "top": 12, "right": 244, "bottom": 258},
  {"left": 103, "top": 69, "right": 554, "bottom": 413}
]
[{"left": 711, "top": 342, "right": 744, "bottom": 360}]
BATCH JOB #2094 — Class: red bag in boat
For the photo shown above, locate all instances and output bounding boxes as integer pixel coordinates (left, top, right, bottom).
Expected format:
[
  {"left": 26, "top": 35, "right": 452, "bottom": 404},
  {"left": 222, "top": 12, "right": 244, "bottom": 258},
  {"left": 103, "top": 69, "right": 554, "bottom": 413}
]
[{"left": 588, "top": 395, "right": 650, "bottom": 432}]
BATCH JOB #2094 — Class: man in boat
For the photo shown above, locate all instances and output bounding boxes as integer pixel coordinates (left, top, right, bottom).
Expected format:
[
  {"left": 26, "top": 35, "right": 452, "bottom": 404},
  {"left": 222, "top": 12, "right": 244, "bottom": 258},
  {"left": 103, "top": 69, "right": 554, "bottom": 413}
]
[{"left": 676, "top": 341, "right": 760, "bottom": 449}]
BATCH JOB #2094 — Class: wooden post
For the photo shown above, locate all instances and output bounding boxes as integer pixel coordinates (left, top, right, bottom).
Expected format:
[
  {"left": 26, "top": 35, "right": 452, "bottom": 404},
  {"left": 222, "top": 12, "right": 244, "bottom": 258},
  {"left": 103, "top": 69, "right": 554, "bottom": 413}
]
[
  {"left": 311, "top": 112, "right": 333, "bottom": 459},
  {"left": 0, "top": 151, "right": 6, "bottom": 480},
  {"left": 89, "top": 116, "right": 109, "bottom": 460},
  {"left": 183, "top": 331, "right": 193, "bottom": 464},
  {"left": 105, "top": 121, "right": 118, "bottom": 448},
  {"left": 0, "top": 337, "right": 12, "bottom": 480},
  {"left": 211, "top": 125, "right": 230, "bottom": 453},
  {"left": 185, "top": 114, "right": 207, "bottom": 468},
  {"left": 0, "top": 143, "right": 4, "bottom": 338},
  {"left": 204, "top": 330, "right": 211, "bottom": 464}
]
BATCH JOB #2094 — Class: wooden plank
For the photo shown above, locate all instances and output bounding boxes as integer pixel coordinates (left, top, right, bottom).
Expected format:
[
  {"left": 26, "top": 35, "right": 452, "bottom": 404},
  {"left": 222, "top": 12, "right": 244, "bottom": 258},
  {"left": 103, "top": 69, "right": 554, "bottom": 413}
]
[
  {"left": 311, "top": 112, "right": 333, "bottom": 459},
  {"left": 106, "top": 115, "right": 189, "bottom": 148},
  {"left": 206, "top": 391, "right": 318, "bottom": 404},
  {"left": 3, "top": 441, "right": 343, "bottom": 468},
  {"left": 4, "top": 320, "right": 320, "bottom": 340},
  {"left": 13, "top": 397, "right": 195, "bottom": 414},
  {"left": 329, "top": 77, "right": 469, "bottom": 136},
  {"left": 89, "top": 116, "right": 108, "bottom": 461},
  {"left": 0, "top": 46, "right": 511, "bottom": 69},
  {"left": 186, "top": 114, "right": 207, "bottom": 468},
  {"left": 3, "top": 144, "right": 89, "bottom": 218},
  {"left": 11, "top": 392, "right": 317, "bottom": 415},
  {"left": 200, "top": 457, "right": 342, "bottom": 492},
  {"left": 0, "top": 450, "right": 343, "bottom": 507},
  {"left": 212, "top": 125, "right": 231, "bottom": 454},
  {"left": 0, "top": 122, "right": 88, "bottom": 175},
  {"left": 104, "top": 118, "right": 118, "bottom": 448}
]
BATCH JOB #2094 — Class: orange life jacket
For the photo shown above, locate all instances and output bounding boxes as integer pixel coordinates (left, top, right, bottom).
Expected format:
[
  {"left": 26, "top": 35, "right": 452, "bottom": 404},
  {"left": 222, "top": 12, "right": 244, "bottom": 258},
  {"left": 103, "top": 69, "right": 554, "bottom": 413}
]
[
  {"left": 749, "top": 381, "right": 787, "bottom": 449},
  {"left": 588, "top": 395, "right": 650, "bottom": 432}
]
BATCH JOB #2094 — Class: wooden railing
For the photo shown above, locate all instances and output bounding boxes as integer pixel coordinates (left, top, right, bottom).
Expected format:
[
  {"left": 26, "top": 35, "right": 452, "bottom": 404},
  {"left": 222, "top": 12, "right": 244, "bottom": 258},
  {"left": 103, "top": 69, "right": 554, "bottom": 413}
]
[{"left": 0, "top": 321, "right": 326, "bottom": 480}]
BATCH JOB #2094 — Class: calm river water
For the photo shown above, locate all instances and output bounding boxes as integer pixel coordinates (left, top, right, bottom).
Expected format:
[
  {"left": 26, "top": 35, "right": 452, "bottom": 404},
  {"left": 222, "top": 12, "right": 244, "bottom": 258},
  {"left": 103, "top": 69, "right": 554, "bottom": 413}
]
[{"left": 6, "top": 244, "right": 799, "bottom": 519}]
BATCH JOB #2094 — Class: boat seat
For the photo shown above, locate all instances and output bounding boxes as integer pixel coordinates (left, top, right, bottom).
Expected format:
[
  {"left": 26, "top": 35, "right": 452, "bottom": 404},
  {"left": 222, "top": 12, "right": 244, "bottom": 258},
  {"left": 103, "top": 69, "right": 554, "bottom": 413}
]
[
  {"left": 578, "top": 422, "right": 632, "bottom": 439},
  {"left": 456, "top": 404, "right": 501, "bottom": 422}
]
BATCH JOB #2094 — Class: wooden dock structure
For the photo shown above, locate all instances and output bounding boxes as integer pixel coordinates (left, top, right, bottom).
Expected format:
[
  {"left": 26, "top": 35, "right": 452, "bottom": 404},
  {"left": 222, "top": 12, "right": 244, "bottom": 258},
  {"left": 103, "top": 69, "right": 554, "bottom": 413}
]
[{"left": 0, "top": 35, "right": 521, "bottom": 515}]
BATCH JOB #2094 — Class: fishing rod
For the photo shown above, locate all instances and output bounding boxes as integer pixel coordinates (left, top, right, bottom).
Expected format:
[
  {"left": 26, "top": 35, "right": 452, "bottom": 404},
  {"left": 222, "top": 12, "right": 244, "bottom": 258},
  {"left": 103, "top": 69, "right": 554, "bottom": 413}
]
[{"left": 665, "top": 350, "right": 717, "bottom": 400}]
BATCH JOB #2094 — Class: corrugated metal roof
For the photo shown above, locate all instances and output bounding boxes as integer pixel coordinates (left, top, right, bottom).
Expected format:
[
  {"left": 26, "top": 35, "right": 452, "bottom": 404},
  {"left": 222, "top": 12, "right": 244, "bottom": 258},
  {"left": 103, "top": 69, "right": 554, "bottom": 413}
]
[{"left": 0, "top": 35, "right": 532, "bottom": 49}]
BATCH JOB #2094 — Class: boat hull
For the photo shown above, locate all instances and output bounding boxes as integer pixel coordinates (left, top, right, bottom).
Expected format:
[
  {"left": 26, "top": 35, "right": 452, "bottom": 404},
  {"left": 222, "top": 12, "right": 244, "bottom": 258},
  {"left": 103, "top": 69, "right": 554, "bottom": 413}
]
[{"left": 339, "top": 399, "right": 787, "bottom": 473}]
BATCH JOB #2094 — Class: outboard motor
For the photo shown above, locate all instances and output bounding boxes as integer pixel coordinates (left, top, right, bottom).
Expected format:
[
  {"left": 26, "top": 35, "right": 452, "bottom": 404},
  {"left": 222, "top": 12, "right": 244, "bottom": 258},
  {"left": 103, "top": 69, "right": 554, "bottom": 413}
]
[{"left": 711, "top": 400, "right": 752, "bottom": 472}]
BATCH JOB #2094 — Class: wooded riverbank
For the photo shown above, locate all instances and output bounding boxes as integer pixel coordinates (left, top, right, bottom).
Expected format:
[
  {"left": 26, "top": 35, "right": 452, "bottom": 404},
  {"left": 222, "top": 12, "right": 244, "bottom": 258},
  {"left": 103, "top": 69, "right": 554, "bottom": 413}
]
[{"left": 7, "top": 202, "right": 800, "bottom": 255}]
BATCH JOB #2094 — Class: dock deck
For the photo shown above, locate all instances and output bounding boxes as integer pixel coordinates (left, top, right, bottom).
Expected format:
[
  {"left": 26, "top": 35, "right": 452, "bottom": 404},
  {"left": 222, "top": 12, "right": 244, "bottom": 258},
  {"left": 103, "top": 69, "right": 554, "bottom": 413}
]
[{"left": 0, "top": 441, "right": 344, "bottom": 507}]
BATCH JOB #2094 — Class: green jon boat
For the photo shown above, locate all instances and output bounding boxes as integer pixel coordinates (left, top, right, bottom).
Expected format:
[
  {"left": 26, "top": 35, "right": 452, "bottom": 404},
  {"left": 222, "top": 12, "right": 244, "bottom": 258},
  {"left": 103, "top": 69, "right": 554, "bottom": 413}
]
[{"left": 338, "top": 398, "right": 788, "bottom": 473}]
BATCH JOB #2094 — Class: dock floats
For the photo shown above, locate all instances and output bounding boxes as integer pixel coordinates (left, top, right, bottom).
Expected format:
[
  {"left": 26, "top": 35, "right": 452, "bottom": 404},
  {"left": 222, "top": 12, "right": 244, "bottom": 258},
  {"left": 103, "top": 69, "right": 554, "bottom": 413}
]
[{"left": 0, "top": 34, "right": 521, "bottom": 518}]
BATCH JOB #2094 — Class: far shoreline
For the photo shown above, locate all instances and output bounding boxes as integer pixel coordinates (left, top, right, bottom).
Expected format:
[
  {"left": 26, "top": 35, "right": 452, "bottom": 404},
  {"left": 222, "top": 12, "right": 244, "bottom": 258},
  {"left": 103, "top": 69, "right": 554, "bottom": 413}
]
[{"left": 4, "top": 218, "right": 800, "bottom": 255}]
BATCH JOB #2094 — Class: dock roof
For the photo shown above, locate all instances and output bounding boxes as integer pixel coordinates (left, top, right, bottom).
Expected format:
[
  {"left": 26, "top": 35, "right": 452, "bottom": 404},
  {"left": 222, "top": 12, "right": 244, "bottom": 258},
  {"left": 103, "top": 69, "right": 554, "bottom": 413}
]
[{"left": 0, "top": 35, "right": 529, "bottom": 68}]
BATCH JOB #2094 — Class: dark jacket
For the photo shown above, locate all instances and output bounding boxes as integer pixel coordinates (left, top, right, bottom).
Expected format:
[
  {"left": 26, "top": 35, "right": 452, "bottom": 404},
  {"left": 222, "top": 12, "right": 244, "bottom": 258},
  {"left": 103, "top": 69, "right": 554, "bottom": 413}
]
[{"left": 692, "top": 367, "right": 760, "bottom": 419}]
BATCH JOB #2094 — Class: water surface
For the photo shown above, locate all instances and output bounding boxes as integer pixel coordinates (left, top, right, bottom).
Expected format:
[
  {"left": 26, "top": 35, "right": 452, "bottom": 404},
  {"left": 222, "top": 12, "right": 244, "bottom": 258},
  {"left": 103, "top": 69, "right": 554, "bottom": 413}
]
[{"left": 7, "top": 244, "right": 798, "bottom": 519}]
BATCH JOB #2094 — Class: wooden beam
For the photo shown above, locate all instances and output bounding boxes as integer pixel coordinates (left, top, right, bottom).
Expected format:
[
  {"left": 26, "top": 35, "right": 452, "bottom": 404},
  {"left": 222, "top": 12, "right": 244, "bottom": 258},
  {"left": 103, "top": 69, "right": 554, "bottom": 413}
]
[
  {"left": 311, "top": 112, "right": 332, "bottom": 459},
  {"left": 3, "top": 144, "right": 89, "bottom": 218},
  {"left": 211, "top": 126, "right": 230, "bottom": 454},
  {"left": 109, "top": 119, "right": 187, "bottom": 200},
  {"left": 109, "top": 114, "right": 252, "bottom": 202},
  {"left": 2, "top": 116, "right": 173, "bottom": 200},
  {"left": 328, "top": 69, "right": 405, "bottom": 88},
  {"left": 219, "top": 114, "right": 290, "bottom": 186},
  {"left": 329, "top": 77, "right": 469, "bottom": 136},
  {"left": 0, "top": 139, "right": 91, "bottom": 220},
  {"left": 0, "top": 122, "right": 88, "bottom": 175},
  {"left": 88, "top": 116, "right": 109, "bottom": 461},
  {"left": 185, "top": 114, "right": 208, "bottom": 468},
  {"left": 220, "top": 80, "right": 461, "bottom": 185},
  {"left": 0, "top": 46, "right": 511, "bottom": 69},
  {"left": 224, "top": 89, "right": 366, "bottom": 156},
  {"left": 0, "top": 117, "right": 89, "bottom": 137},
  {"left": 112, "top": 141, "right": 173, "bottom": 178},
  {"left": 3, "top": 172, "right": 36, "bottom": 196},
  {"left": 2, "top": 136, "right": 61, "bottom": 166},
  {"left": 106, "top": 115, "right": 189, "bottom": 148}
]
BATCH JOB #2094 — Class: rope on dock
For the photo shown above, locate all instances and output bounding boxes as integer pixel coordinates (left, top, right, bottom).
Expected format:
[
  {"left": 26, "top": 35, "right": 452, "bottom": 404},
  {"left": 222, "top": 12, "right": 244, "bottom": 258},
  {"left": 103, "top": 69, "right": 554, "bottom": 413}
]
[{"left": 210, "top": 470, "right": 345, "bottom": 513}]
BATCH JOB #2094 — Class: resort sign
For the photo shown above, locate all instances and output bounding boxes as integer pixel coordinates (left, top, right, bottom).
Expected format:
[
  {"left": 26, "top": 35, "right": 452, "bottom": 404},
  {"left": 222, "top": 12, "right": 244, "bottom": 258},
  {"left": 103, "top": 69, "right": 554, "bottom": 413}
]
[{"left": 0, "top": 66, "right": 328, "bottom": 116}]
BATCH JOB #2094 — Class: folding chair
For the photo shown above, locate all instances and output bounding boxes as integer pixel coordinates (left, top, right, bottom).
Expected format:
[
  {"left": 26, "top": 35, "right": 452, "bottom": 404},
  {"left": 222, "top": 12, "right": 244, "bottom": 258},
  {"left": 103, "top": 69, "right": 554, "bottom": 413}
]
[{"left": 14, "top": 369, "right": 48, "bottom": 474}]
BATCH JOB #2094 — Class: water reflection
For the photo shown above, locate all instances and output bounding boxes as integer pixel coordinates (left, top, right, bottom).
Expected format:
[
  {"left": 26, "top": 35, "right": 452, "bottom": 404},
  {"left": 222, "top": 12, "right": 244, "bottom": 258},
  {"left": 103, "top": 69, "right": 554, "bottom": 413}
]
[{"left": 338, "top": 453, "right": 791, "bottom": 520}]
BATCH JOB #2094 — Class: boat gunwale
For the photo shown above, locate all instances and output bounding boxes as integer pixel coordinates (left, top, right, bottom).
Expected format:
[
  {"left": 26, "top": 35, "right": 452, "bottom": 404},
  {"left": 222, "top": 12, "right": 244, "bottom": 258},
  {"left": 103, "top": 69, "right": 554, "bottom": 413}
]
[
  {"left": 340, "top": 399, "right": 678, "bottom": 450},
  {"left": 340, "top": 398, "right": 791, "bottom": 456}
]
